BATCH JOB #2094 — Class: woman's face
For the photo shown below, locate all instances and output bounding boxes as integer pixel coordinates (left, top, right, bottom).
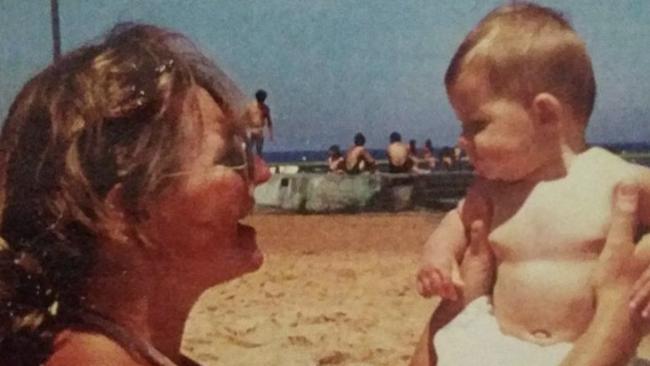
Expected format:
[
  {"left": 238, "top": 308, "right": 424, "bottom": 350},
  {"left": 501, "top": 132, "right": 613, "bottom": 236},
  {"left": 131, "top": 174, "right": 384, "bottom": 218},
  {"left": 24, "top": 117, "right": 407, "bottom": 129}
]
[{"left": 140, "top": 86, "right": 270, "bottom": 286}]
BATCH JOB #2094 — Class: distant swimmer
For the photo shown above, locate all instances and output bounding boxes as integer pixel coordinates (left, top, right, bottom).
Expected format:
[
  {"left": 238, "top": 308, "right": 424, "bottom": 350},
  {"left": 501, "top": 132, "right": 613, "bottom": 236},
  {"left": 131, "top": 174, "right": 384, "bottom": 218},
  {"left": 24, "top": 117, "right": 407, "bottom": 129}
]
[
  {"left": 386, "top": 132, "right": 414, "bottom": 173},
  {"left": 345, "top": 132, "right": 376, "bottom": 174},
  {"left": 244, "top": 89, "right": 273, "bottom": 155}
]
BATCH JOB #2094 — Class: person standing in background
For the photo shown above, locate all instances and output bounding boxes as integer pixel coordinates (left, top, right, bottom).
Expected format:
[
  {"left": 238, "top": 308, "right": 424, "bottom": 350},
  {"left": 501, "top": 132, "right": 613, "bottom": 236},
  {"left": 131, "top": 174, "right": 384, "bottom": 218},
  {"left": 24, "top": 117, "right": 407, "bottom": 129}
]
[{"left": 244, "top": 89, "right": 274, "bottom": 155}]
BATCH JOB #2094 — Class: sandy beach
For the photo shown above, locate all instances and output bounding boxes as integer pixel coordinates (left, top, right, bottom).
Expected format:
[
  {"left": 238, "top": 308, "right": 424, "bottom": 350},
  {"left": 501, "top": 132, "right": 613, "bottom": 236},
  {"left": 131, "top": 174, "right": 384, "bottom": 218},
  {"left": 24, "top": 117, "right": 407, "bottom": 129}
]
[
  {"left": 182, "top": 211, "right": 650, "bottom": 365},
  {"left": 183, "top": 212, "right": 441, "bottom": 366}
]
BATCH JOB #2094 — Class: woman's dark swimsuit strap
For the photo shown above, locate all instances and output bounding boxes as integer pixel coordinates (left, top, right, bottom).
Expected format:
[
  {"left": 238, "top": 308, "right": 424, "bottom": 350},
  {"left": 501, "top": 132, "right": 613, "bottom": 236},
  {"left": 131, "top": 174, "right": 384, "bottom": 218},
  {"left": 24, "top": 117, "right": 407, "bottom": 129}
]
[{"left": 77, "top": 310, "right": 200, "bottom": 366}]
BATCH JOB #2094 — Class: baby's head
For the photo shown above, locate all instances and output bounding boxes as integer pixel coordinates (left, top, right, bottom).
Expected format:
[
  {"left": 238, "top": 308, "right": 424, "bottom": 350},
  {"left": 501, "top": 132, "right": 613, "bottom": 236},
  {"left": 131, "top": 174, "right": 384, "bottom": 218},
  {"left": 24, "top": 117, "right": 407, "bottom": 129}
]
[{"left": 445, "top": 2, "right": 596, "bottom": 181}]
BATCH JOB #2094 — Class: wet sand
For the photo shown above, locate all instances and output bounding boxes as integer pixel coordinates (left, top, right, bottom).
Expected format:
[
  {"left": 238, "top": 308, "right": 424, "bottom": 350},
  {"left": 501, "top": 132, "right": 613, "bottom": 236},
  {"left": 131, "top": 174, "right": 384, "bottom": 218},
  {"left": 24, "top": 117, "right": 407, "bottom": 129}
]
[{"left": 183, "top": 212, "right": 441, "bottom": 366}]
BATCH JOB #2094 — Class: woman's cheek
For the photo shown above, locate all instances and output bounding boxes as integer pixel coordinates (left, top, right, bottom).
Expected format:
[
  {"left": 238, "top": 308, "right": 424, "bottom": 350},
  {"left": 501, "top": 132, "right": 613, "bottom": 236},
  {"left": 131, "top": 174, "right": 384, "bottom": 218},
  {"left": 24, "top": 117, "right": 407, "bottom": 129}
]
[{"left": 186, "top": 176, "right": 248, "bottom": 223}]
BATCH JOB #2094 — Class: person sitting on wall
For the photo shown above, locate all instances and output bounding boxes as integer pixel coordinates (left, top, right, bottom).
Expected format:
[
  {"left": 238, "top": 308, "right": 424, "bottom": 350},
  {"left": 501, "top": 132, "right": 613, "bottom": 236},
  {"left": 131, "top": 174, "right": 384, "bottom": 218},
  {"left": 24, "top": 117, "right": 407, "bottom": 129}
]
[
  {"left": 345, "top": 132, "right": 376, "bottom": 174},
  {"left": 327, "top": 145, "right": 345, "bottom": 174},
  {"left": 422, "top": 139, "right": 438, "bottom": 170},
  {"left": 386, "top": 132, "right": 414, "bottom": 173}
]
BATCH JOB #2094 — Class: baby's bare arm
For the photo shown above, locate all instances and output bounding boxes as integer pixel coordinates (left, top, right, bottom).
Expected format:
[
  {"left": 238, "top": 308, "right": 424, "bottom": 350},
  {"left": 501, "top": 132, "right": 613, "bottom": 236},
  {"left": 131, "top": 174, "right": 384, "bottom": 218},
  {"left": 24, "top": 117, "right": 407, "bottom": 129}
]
[
  {"left": 417, "top": 180, "right": 494, "bottom": 297},
  {"left": 422, "top": 207, "right": 467, "bottom": 261},
  {"left": 417, "top": 207, "right": 467, "bottom": 299}
]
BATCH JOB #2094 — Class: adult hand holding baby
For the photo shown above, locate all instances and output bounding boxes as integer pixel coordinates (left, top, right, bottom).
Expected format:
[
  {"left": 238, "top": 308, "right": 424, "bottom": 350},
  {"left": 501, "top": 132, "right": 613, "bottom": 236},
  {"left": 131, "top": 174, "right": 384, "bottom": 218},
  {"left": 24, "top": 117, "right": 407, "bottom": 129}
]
[{"left": 561, "top": 181, "right": 650, "bottom": 366}]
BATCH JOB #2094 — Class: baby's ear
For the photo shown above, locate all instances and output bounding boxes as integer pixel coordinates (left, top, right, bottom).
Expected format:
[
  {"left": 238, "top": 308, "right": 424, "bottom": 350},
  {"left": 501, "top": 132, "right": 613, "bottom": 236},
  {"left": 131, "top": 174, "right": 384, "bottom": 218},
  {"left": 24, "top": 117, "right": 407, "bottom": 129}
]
[{"left": 532, "top": 92, "right": 562, "bottom": 127}]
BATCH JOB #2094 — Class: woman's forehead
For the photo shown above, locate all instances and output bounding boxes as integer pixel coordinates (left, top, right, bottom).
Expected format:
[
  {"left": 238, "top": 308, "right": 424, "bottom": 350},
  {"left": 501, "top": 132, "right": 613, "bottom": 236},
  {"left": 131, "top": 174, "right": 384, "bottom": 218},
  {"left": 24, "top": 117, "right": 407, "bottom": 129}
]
[
  {"left": 192, "top": 86, "right": 228, "bottom": 127},
  {"left": 181, "top": 87, "right": 242, "bottom": 136}
]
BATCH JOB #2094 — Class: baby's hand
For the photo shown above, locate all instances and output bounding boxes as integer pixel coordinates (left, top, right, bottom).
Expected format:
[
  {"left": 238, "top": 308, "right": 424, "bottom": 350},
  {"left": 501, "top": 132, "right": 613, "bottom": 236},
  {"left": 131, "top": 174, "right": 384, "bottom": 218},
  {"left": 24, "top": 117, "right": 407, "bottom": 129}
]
[{"left": 416, "top": 256, "right": 463, "bottom": 301}]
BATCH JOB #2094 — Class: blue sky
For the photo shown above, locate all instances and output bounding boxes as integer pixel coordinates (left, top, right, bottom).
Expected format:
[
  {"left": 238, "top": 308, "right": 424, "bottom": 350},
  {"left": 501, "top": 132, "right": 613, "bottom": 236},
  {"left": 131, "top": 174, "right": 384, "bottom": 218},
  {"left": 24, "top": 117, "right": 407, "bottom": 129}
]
[{"left": 1, "top": 1, "right": 649, "bottom": 151}]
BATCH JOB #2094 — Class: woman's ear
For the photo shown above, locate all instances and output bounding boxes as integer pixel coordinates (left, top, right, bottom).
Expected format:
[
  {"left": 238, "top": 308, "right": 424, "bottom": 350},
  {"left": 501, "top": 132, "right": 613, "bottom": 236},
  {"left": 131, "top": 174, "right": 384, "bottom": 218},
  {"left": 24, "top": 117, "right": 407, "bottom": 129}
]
[
  {"left": 104, "top": 184, "right": 155, "bottom": 250},
  {"left": 102, "top": 183, "right": 131, "bottom": 245},
  {"left": 532, "top": 92, "right": 562, "bottom": 127}
]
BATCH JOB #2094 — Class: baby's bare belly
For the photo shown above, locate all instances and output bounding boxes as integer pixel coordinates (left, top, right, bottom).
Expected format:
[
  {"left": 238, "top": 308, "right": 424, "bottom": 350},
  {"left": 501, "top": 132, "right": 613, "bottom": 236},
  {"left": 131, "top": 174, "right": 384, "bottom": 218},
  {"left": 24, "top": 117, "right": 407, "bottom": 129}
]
[{"left": 492, "top": 259, "right": 596, "bottom": 345}]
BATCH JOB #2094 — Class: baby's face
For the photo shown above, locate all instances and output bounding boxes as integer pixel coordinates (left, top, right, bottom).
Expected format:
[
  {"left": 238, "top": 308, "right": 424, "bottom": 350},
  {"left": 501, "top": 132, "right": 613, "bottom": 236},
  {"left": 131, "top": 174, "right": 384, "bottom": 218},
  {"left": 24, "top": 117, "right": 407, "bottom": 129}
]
[{"left": 449, "top": 71, "right": 552, "bottom": 181}]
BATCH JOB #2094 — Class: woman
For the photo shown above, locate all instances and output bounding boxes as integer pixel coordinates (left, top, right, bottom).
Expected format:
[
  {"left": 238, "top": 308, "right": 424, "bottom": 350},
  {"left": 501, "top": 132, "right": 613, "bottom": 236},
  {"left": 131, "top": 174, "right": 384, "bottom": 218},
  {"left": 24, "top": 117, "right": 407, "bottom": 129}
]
[{"left": 0, "top": 24, "right": 270, "bottom": 365}]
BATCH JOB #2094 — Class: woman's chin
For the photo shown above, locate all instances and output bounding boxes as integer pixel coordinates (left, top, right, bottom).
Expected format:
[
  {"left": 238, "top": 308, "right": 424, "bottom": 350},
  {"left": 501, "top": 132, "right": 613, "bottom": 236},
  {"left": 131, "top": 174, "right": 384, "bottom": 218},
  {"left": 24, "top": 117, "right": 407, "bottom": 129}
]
[
  {"left": 236, "top": 223, "right": 264, "bottom": 271},
  {"left": 247, "top": 248, "right": 264, "bottom": 271}
]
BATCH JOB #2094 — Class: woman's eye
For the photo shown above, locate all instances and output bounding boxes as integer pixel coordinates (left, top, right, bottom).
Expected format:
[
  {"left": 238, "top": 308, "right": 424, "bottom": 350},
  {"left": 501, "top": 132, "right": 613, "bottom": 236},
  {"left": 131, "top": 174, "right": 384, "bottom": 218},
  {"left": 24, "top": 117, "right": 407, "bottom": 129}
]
[
  {"left": 462, "top": 119, "right": 487, "bottom": 135},
  {"left": 214, "top": 138, "right": 247, "bottom": 167}
]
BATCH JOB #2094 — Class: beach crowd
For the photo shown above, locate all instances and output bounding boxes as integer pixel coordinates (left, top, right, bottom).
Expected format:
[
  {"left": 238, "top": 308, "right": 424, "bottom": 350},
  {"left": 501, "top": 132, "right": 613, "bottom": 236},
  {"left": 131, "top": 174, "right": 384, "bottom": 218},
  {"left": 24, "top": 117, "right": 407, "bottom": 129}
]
[{"left": 327, "top": 132, "right": 469, "bottom": 175}]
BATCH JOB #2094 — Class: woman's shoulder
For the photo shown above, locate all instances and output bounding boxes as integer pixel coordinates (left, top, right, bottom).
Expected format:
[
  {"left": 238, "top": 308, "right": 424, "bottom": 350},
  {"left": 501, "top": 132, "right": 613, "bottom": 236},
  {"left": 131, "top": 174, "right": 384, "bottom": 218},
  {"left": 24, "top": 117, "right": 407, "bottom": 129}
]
[{"left": 46, "top": 329, "right": 147, "bottom": 366}]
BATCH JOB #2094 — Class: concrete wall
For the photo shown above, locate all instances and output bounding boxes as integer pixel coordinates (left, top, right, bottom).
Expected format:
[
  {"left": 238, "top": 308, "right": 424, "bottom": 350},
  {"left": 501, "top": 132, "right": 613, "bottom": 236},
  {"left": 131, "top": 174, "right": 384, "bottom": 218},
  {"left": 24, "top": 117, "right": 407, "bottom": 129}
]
[{"left": 254, "top": 171, "right": 474, "bottom": 213}]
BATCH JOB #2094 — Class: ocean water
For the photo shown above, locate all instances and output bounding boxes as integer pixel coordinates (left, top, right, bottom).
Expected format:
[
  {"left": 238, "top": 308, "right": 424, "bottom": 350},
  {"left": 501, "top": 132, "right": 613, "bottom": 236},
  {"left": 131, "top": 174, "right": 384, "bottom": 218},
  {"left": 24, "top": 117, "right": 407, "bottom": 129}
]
[
  {"left": 264, "top": 149, "right": 388, "bottom": 163},
  {"left": 262, "top": 143, "right": 650, "bottom": 163}
]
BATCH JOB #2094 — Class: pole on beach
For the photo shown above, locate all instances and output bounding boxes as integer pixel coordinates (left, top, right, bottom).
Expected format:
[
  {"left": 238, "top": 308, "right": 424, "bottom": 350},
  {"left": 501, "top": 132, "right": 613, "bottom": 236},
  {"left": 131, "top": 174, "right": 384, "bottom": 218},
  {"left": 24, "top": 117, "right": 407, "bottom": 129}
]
[{"left": 50, "top": 0, "right": 61, "bottom": 61}]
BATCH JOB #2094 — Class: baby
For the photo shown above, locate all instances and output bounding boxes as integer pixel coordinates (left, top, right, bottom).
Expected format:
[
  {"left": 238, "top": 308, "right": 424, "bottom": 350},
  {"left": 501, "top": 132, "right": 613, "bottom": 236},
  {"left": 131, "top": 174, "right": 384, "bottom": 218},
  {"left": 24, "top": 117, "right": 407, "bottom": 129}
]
[{"left": 416, "top": 3, "right": 650, "bottom": 365}]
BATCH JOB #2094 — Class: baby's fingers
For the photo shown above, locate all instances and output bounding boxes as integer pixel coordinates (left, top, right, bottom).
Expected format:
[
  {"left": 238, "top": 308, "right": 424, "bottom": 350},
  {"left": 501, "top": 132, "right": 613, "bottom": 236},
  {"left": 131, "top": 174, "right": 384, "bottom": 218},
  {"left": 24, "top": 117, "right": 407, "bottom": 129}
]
[
  {"left": 417, "top": 267, "right": 442, "bottom": 297},
  {"left": 416, "top": 270, "right": 433, "bottom": 297},
  {"left": 440, "top": 280, "right": 458, "bottom": 301}
]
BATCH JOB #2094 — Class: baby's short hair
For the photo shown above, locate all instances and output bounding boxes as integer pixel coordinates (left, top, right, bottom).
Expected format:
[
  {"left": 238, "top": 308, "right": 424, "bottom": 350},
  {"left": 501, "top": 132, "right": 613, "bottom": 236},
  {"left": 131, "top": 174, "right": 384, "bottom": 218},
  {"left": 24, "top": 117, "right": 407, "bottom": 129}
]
[{"left": 445, "top": 2, "right": 596, "bottom": 123}]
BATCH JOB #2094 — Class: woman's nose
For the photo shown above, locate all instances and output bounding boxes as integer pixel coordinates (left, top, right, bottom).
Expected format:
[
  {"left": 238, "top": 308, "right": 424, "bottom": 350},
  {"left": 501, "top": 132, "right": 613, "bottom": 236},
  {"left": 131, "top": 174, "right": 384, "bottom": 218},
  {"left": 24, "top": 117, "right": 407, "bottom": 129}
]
[
  {"left": 457, "top": 135, "right": 470, "bottom": 151},
  {"left": 252, "top": 155, "right": 271, "bottom": 185}
]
